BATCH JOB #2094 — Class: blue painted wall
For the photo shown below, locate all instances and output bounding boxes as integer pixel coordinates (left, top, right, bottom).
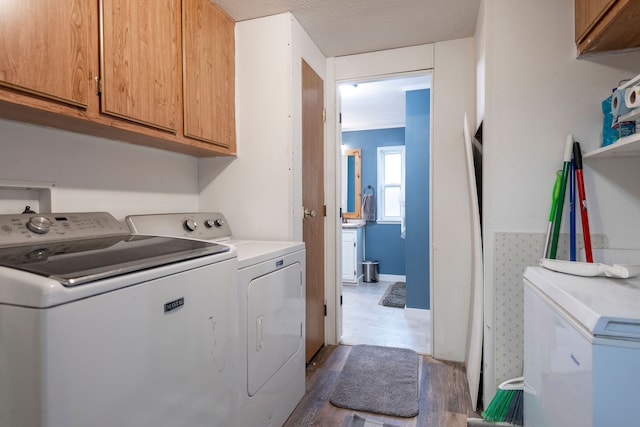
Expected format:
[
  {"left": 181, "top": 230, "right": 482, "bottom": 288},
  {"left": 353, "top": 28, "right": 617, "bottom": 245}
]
[
  {"left": 405, "top": 89, "right": 430, "bottom": 309},
  {"left": 342, "top": 128, "right": 405, "bottom": 275},
  {"left": 342, "top": 89, "right": 430, "bottom": 309}
]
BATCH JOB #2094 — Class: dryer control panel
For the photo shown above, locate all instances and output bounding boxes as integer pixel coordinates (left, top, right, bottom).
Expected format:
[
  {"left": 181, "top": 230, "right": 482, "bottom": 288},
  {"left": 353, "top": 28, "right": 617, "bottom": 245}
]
[{"left": 126, "top": 212, "right": 232, "bottom": 241}]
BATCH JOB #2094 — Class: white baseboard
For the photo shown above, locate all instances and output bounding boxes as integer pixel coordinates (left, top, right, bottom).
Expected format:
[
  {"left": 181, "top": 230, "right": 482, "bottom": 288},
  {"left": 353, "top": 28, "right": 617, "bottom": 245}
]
[
  {"left": 378, "top": 274, "right": 405, "bottom": 283},
  {"left": 404, "top": 307, "right": 430, "bottom": 322}
]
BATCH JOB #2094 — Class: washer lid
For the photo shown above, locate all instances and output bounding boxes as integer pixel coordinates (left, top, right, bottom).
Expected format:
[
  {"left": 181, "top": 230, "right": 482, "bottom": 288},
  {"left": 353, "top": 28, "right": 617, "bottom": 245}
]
[
  {"left": 0, "top": 235, "right": 230, "bottom": 287},
  {"left": 524, "top": 266, "right": 640, "bottom": 340}
]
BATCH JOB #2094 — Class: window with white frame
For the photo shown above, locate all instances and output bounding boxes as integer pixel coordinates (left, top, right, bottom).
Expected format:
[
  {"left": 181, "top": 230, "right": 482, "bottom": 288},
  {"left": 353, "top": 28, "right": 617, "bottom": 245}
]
[{"left": 377, "top": 145, "right": 405, "bottom": 223}]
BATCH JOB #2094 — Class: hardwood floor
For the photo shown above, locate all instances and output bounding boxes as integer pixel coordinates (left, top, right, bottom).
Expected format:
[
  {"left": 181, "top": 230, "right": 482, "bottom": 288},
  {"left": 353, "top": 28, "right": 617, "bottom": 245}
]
[
  {"left": 341, "top": 280, "right": 430, "bottom": 354},
  {"left": 284, "top": 345, "right": 480, "bottom": 427}
]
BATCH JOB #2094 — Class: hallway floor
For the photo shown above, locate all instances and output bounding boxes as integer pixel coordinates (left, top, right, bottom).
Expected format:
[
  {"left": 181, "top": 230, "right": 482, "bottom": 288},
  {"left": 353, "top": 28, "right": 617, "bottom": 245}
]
[
  {"left": 284, "top": 345, "right": 478, "bottom": 427},
  {"left": 340, "top": 279, "right": 431, "bottom": 354}
]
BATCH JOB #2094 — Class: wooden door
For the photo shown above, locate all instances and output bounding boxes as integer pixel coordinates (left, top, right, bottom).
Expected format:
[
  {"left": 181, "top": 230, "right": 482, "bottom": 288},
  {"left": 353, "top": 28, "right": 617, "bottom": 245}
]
[
  {"left": 100, "top": 0, "right": 180, "bottom": 132},
  {"left": 0, "top": 0, "right": 91, "bottom": 108},
  {"left": 301, "top": 59, "right": 325, "bottom": 363},
  {"left": 182, "top": 0, "right": 235, "bottom": 148}
]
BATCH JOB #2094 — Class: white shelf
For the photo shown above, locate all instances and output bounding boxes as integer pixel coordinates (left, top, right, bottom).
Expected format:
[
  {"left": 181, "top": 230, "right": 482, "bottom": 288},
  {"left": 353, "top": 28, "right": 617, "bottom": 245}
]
[{"left": 584, "top": 132, "right": 640, "bottom": 159}]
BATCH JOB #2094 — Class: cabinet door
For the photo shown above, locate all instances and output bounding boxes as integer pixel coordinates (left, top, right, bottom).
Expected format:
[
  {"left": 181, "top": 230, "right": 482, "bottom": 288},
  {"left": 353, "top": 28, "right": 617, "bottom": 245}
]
[
  {"left": 0, "top": 0, "right": 91, "bottom": 108},
  {"left": 182, "top": 0, "right": 235, "bottom": 148},
  {"left": 575, "top": 0, "right": 614, "bottom": 42},
  {"left": 342, "top": 231, "right": 357, "bottom": 282},
  {"left": 575, "top": 0, "right": 640, "bottom": 54},
  {"left": 100, "top": 0, "right": 180, "bottom": 132}
]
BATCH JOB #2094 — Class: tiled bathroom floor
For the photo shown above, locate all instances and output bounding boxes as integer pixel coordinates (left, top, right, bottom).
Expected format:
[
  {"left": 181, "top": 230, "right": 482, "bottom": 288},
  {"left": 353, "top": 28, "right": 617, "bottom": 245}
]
[{"left": 340, "top": 280, "right": 431, "bottom": 354}]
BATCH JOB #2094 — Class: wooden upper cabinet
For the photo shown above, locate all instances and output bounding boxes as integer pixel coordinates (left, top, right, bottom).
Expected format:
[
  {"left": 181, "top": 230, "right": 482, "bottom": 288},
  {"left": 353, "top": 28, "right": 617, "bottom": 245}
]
[
  {"left": 100, "top": 0, "right": 180, "bottom": 132},
  {"left": 182, "top": 0, "right": 235, "bottom": 148},
  {"left": 0, "top": 0, "right": 91, "bottom": 108},
  {"left": 0, "top": 0, "right": 236, "bottom": 156},
  {"left": 575, "top": 0, "right": 640, "bottom": 55}
]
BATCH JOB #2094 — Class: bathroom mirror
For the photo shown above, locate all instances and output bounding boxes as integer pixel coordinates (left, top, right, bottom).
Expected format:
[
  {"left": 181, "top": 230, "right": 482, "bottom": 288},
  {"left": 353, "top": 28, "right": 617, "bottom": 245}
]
[{"left": 342, "top": 148, "right": 361, "bottom": 219}]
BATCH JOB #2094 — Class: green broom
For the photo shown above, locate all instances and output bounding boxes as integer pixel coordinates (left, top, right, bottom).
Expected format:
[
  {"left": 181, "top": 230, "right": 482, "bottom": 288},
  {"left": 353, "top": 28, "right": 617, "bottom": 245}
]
[{"left": 481, "top": 377, "right": 524, "bottom": 425}]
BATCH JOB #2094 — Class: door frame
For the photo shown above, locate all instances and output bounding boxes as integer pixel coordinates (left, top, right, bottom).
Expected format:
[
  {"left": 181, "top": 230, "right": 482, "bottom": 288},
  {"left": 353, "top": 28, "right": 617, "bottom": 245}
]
[{"left": 328, "top": 68, "right": 434, "bottom": 347}]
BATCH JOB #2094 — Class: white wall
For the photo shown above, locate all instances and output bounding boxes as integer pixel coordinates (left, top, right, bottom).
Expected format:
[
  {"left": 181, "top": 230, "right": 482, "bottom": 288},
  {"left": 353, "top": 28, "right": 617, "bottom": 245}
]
[
  {"left": 481, "top": 0, "right": 640, "bottom": 403},
  {"left": 475, "top": 1, "right": 486, "bottom": 126},
  {"left": 0, "top": 118, "right": 198, "bottom": 219},
  {"left": 329, "top": 41, "right": 477, "bottom": 362},
  {"left": 431, "top": 37, "right": 477, "bottom": 362},
  {"left": 198, "top": 14, "right": 294, "bottom": 240},
  {"left": 198, "top": 13, "right": 326, "bottom": 242}
]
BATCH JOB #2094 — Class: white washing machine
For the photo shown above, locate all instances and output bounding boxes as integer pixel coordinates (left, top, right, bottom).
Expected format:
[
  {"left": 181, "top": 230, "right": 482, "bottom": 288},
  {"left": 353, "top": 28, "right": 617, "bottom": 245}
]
[
  {"left": 126, "top": 213, "right": 306, "bottom": 427},
  {"left": 0, "top": 212, "right": 238, "bottom": 427}
]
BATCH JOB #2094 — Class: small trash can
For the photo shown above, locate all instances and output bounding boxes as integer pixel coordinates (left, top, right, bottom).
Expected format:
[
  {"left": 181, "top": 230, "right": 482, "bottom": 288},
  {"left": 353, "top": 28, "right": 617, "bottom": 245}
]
[{"left": 362, "top": 261, "right": 379, "bottom": 283}]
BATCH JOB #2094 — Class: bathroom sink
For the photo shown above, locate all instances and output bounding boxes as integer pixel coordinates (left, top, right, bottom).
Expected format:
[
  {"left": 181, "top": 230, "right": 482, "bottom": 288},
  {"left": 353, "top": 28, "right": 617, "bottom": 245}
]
[{"left": 342, "top": 220, "right": 365, "bottom": 228}]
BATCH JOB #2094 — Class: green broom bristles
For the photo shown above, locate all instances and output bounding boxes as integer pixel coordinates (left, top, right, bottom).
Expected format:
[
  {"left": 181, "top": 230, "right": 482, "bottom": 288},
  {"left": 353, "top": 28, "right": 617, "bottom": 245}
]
[
  {"left": 482, "top": 388, "right": 515, "bottom": 422},
  {"left": 481, "top": 377, "right": 524, "bottom": 425},
  {"left": 504, "top": 389, "right": 524, "bottom": 425}
]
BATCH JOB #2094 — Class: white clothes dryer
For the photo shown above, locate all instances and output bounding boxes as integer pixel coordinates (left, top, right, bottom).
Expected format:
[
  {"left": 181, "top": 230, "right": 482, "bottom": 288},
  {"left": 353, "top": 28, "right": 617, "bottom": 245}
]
[{"left": 126, "top": 213, "right": 306, "bottom": 427}]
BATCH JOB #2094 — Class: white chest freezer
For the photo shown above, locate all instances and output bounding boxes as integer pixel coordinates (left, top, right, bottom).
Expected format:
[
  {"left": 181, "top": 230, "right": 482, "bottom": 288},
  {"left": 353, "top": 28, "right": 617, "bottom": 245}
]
[{"left": 523, "top": 266, "right": 640, "bottom": 427}]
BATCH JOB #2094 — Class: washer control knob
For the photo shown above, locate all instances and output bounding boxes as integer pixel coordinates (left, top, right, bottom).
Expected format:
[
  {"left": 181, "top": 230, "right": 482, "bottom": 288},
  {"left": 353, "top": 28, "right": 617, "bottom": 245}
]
[
  {"left": 184, "top": 219, "right": 197, "bottom": 232},
  {"left": 206, "top": 218, "right": 224, "bottom": 228},
  {"left": 26, "top": 216, "right": 53, "bottom": 234}
]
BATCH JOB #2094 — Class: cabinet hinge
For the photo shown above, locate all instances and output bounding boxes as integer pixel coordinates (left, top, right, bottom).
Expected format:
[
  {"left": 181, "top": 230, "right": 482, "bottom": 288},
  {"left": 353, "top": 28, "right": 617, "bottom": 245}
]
[
  {"left": 340, "top": 295, "right": 343, "bottom": 306},
  {"left": 324, "top": 303, "right": 327, "bottom": 316},
  {"left": 322, "top": 108, "right": 326, "bottom": 123},
  {"left": 323, "top": 205, "right": 327, "bottom": 217},
  {"left": 94, "top": 77, "right": 102, "bottom": 96}
]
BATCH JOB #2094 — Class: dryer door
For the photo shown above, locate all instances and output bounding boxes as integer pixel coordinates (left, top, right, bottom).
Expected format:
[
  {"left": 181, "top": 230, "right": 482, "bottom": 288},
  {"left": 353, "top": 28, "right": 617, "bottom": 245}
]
[{"left": 247, "top": 262, "right": 303, "bottom": 396}]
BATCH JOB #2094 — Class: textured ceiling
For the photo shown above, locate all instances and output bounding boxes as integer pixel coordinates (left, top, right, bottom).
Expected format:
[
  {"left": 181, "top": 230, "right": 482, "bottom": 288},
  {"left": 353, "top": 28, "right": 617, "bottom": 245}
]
[
  {"left": 340, "top": 74, "right": 431, "bottom": 131},
  {"left": 211, "top": 0, "right": 480, "bottom": 57}
]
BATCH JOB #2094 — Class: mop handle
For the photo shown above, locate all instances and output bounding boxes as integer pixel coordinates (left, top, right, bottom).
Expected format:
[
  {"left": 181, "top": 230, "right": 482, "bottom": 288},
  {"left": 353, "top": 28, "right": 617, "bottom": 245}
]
[
  {"left": 543, "top": 171, "right": 562, "bottom": 258},
  {"left": 573, "top": 142, "right": 593, "bottom": 263},
  {"left": 549, "top": 135, "right": 574, "bottom": 259},
  {"left": 569, "top": 159, "right": 576, "bottom": 261}
]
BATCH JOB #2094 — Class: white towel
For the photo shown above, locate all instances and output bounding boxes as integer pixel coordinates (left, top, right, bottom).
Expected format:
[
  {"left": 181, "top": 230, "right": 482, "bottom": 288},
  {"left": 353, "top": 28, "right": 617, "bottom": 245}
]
[{"left": 361, "top": 193, "right": 375, "bottom": 221}]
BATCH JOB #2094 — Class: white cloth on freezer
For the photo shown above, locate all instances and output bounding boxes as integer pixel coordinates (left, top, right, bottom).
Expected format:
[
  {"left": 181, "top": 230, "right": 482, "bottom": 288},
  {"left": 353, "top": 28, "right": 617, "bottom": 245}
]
[{"left": 361, "top": 193, "right": 375, "bottom": 221}]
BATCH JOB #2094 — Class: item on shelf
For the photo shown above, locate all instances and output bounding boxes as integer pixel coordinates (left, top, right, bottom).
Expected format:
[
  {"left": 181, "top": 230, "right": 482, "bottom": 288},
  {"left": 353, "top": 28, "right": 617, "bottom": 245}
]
[
  {"left": 612, "top": 86, "right": 636, "bottom": 140},
  {"left": 624, "top": 85, "right": 640, "bottom": 109},
  {"left": 614, "top": 120, "right": 636, "bottom": 139},
  {"left": 612, "top": 87, "right": 631, "bottom": 117},
  {"left": 601, "top": 92, "right": 618, "bottom": 147},
  {"left": 612, "top": 75, "right": 640, "bottom": 141}
]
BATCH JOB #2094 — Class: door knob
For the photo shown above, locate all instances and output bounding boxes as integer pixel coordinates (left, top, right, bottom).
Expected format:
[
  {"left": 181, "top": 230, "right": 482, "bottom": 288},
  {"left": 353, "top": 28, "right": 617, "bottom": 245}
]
[{"left": 303, "top": 208, "right": 316, "bottom": 218}]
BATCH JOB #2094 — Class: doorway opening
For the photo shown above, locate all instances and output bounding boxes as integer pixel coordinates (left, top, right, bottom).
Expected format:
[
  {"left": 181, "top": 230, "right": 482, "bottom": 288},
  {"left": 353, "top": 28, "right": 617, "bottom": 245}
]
[{"left": 337, "top": 72, "right": 432, "bottom": 354}]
